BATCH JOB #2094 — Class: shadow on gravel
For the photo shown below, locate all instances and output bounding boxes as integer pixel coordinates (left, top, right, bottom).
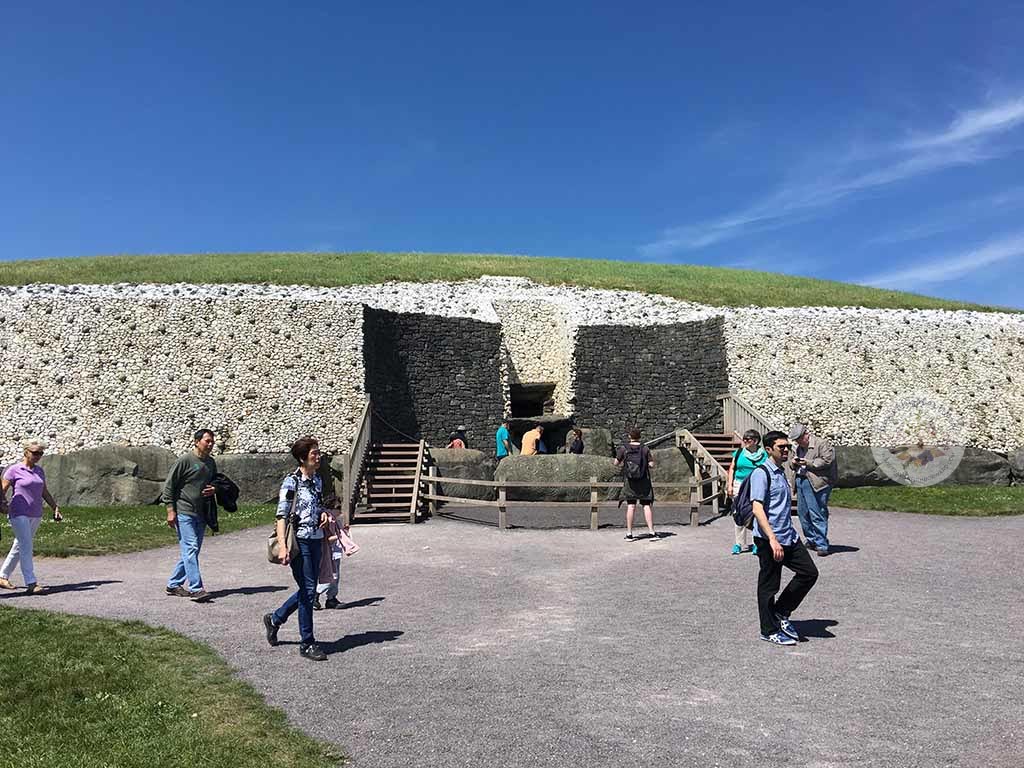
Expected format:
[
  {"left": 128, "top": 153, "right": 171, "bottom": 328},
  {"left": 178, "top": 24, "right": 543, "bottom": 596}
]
[
  {"left": 205, "top": 585, "right": 289, "bottom": 600},
  {"left": 340, "top": 596, "right": 386, "bottom": 610},
  {"left": 0, "top": 579, "right": 122, "bottom": 597},
  {"left": 797, "top": 619, "right": 839, "bottom": 639},
  {"left": 321, "top": 630, "right": 404, "bottom": 655},
  {"left": 826, "top": 545, "right": 860, "bottom": 555}
]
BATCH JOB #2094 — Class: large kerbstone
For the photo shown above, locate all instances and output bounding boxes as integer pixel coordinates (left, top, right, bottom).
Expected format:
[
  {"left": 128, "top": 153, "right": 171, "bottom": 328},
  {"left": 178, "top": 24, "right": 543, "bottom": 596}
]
[
  {"left": 580, "top": 427, "right": 613, "bottom": 457},
  {"left": 217, "top": 453, "right": 339, "bottom": 503},
  {"left": 650, "top": 447, "right": 693, "bottom": 501},
  {"left": 41, "top": 445, "right": 177, "bottom": 506},
  {"left": 429, "top": 448, "right": 497, "bottom": 501},
  {"left": 941, "top": 448, "right": 1011, "bottom": 486},
  {"left": 835, "top": 446, "right": 896, "bottom": 488},
  {"left": 1010, "top": 448, "right": 1024, "bottom": 485},
  {"left": 495, "top": 455, "right": 621, "bottom": 501}
]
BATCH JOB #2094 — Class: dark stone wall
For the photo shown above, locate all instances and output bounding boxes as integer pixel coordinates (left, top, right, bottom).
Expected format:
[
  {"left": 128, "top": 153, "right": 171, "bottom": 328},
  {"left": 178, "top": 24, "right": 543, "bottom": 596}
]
[
  {"left": 571, "top": 316, "right": 729, "bottom": 443},
  {"left": 362, "top": 307, "right": 505, "bottom": 448}
]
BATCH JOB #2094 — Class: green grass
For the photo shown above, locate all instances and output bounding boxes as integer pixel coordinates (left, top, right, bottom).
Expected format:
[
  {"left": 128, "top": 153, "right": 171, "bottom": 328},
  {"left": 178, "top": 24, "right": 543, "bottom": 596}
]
[
  {"left": 18, "top": 504, "right": 276, "bottom": 558},
  {"left": 0, "top": 251, "right": 1003, "bottom": 310},
  {"left": 832, "top": 485, "right": 1024, "bottom": 516},
  {"left": 0, "top": 607, "right": 344, "bottom": 768}
]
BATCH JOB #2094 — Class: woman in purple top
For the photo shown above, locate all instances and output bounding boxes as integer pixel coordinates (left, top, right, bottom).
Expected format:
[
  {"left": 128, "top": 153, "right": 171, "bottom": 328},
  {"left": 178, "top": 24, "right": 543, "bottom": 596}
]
[{"left": 0, "top": 438, "right": 62, "bottom": 593}]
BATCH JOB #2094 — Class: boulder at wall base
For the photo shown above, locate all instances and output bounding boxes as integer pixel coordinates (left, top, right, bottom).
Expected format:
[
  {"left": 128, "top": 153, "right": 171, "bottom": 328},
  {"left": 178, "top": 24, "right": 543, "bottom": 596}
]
[
  {"left": 40, "top": 444, "right": 177, "bottom": 506},
  {"left": 649, "top": 447, "right": 693, "bottom": 501},
  {"left": 1010, "top": 448, "right": 1024, "bottom": 485},
  {"left": 217, "top": 453, "right": 339, "bottom": 503},
  {"left": 429, "top": 448, "right": 497, "bottom": 501},
  {"left": 579, "top": 427, "right": 613, "bottom": 457},
  {"left": 834, "top": 446, "right": 896, "bottom": 488},
  {"left": 940, "top": 448, "right": 1011, "bottom": 486},
  {"left": 494, "top": 455, "right": 622, "bottom": 502}
]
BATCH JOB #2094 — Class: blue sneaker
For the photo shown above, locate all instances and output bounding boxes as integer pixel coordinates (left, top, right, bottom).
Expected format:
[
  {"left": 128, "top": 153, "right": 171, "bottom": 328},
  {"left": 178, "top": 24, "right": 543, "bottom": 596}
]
[
  {"left": 774, "top": 613, "right": 799, "bottom": 641},
  {"left": 731, "top": 544, "right": 742, "bottom": 555},
  {"left": 751, "top": 543, "right": 758, "bottom": 555},
  {"left": 760, "top": 631, "right": 797, "bottom": 646}
]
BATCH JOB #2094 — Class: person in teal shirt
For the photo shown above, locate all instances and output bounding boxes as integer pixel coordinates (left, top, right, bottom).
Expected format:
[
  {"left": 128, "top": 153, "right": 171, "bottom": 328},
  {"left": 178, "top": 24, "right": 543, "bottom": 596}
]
[
  {"left": 726, "top": 429, "right": 768, "bottom": 555},
  {"left": 495, "top": 418, "right": 512, "bottom": 459}
]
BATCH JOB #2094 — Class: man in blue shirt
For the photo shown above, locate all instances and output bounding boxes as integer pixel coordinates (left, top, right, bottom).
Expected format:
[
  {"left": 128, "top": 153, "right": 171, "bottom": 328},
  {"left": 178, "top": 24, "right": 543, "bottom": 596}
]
[
  {"left": 495, "top": 418, "right": 512, "bottom": 460},
  {"left": 749, "top": 430, "right": 819, "bottom": 646}
]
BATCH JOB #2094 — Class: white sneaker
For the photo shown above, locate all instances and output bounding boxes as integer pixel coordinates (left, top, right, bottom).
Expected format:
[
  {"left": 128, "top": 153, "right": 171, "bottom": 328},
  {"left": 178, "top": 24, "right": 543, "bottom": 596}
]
[
  {"left": 760, "top": 631, "right": 797, "bottom": 646},
  {"left": 774, "top": 613, "right": 800, "bottom": 641}
]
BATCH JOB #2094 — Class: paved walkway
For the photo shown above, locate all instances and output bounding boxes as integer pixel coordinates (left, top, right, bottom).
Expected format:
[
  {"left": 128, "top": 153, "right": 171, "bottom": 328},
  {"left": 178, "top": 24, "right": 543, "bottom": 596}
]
[{"left": 3, "top": 509, "right": 1023, "bottom": 768}]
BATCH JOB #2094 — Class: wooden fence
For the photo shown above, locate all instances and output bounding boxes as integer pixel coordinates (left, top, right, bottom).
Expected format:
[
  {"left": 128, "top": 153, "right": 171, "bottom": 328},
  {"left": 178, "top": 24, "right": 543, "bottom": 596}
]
[{"left": 423, "top": 468, "right": 720, "bottom": 530}]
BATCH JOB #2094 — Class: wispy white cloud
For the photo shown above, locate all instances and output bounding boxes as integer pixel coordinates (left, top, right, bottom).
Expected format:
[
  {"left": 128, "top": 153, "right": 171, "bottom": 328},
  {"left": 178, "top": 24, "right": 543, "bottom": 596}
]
[
  {"left": 900, "top": 98, "right": 1024, "bottom": 150},
  {"left": 861, "top": 231, "right": 1024, "bottom": 288},
  {"left": 866, "top": 186, "right": 1024, "bottom": 246},
  {"left": 640, "top": 97, "right": 1024, "bottom": 257}
]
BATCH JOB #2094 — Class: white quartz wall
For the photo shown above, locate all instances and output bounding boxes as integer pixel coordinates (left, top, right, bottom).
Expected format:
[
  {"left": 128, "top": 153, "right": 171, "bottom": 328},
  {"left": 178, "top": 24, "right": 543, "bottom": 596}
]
[
  {"left": 0, "top": 288, "right": 366, "bottom": 464},
  {"left": 491, "top": 299, "right": 576, "bottom": 414},
  {"left": 723, "top": 307, "right": 1024, "bottom": 451}
]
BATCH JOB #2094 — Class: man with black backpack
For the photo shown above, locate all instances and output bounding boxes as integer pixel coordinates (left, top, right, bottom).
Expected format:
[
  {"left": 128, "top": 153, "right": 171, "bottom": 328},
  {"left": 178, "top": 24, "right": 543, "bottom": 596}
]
[
  {"left": 614, "top": 428, "right": 657, "bottom": 541},
  {"left": 748, "top": 430, "right": 819, "bottom": 646}
]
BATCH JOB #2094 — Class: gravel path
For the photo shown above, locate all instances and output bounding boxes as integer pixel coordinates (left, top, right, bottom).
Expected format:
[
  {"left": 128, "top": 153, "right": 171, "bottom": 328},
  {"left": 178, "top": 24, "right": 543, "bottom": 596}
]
[{"left": 3, "top": 509, "right": 1023, "bottom": 768}]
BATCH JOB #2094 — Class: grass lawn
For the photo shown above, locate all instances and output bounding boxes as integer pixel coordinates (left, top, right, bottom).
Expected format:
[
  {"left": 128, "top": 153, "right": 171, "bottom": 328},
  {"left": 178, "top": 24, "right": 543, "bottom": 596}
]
[
  {"left": 0, "top": 607, "right": 344, "bottom": 767},
  {"left": 20, "top": 504, "right": 276, "bottom": 557},
  {"left": 832, "top": 485, "right": 1024, "bottom": 516},
  {"left": 0, "top": 251, "right": 1002, "bottom": 311}
]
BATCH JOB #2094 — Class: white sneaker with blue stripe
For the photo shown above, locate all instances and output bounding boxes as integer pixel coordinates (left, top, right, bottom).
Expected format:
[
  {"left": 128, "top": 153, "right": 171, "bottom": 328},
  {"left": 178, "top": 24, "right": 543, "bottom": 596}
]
[{"left": 760, "top": 631, "right": 797, "bottom": 646}]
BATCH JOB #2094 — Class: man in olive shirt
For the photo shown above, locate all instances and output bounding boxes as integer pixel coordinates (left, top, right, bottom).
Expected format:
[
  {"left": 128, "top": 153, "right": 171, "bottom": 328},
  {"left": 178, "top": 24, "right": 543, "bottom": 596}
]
[{"left": 163, "top": 429, "right": 217, "bottom": 602}]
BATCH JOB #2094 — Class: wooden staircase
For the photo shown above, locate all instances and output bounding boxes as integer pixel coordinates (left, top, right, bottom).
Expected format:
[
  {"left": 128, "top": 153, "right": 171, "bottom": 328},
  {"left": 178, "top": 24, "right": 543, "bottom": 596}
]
[
  {"left": 353, "top": 441, "right": 427, "bottom": 523},
  {"left": 691, "top": 432, "right": 741, "bottom": 474},
  {"left": 684, "top": 430, "right": 798, "bottom": 514}
]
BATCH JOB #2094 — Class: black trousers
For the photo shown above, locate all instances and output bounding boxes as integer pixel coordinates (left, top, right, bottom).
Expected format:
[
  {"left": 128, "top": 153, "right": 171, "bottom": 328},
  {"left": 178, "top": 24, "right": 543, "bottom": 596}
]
[{"left": 753, "top": 537, "right": 819, "bottom": 636}]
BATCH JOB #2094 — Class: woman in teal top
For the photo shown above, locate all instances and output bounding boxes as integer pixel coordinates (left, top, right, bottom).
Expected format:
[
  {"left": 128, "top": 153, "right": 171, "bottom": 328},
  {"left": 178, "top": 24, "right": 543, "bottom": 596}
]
[{"left": 726, "top": 429, "right": 768, "bottom": 555}]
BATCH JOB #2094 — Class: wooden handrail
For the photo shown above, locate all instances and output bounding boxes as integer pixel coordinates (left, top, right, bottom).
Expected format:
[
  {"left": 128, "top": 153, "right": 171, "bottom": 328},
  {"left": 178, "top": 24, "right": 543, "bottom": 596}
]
[
  {"left": 425, "top": 476, "right": 693, "bottom": 489},
  {"left": 717, "top": 392, "right": 773, "bottom": 437},
  {"left": 345, "top": 398, "right": 373, "bottom": 524}
]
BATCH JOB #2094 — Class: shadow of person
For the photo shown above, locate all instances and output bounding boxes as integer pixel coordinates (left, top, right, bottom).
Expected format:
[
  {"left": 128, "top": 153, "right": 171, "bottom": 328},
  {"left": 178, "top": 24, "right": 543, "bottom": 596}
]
[
  {"left": 204, "top": 585, "right": 289, "bottom": 600},
  {"left": 0, "top": 579, "right": 122, "bottom": 597},
  {"left": 321, "top": 630, "right": 404, "bottom": 655},
  {"left": 339, "top": 596, "right": 386, "bottom": 610},
  {"left": 797, "top": 619, "right": 839, "bottom": 639},
  {"left": 826, "top": 545, "right": 860, "bottom": 554}
]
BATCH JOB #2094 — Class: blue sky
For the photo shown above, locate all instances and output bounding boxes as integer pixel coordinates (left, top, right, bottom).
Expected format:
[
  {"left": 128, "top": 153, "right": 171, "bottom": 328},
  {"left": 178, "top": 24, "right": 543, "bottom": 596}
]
[{"left": 2, "top": 2, "right": 1024, "bottom": 307}]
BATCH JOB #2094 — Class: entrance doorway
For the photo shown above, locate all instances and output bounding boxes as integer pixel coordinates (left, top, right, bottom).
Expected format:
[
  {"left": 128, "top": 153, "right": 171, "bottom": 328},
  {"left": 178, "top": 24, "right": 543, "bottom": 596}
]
[{"left": 509, "top": 382, "right": 556, "bottom": 418}]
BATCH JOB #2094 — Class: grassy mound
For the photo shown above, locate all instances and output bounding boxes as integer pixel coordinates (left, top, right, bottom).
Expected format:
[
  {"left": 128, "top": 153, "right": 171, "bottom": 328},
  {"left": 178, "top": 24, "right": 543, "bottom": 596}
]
[
  {"left": 0, "top": 607, "right": 344, "bottom": 767},
  {"left": 0, "top": 251, "right": 997, "bottom": 310}
]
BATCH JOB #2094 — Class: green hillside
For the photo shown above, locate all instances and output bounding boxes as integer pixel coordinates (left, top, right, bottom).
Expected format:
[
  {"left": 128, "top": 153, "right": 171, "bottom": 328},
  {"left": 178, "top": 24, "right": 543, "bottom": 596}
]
[{"left": 0, "top": 251, "right": 998, "bottom": 310}]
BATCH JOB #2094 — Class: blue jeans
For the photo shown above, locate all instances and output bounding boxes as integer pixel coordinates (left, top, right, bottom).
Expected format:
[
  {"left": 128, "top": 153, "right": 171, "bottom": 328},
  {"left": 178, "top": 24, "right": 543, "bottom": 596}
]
[
  {"left": 796, "top": 477, "right": 831, "bottom": 550},
  {"left": 272, "top": 537, "right": 321, "bottom": 646},
  {"left": 167, "top": 512, "right": 205, "bottom": 592}
]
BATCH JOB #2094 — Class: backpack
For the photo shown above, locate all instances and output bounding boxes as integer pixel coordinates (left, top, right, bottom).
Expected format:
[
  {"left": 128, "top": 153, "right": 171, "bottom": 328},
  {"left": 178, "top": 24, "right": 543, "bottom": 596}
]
[
  {"left": 623, "top": 443, "right": 648, "bottom": 480},
  {"left": 731, "top": 464, "right": 771, "bottom": 527}
]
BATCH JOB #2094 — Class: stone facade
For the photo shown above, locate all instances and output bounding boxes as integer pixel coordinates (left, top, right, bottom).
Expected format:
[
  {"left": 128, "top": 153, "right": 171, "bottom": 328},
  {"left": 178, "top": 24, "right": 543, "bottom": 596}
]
[
  {"left": 362, "top": 307, "right": 505, "bottom": 448},
  {"left": 571, "top": 316, "right": 729, "bottom": 441},
  {"left": 3, "top": 280, "right": 1024, "bottom": 470},
  {"left": 723, "top": 307, "right": 1024, "bottom": 450},
  {"left": 0, "top": 291, "right": 364, "bottom": 464},
  {"left": 491, "top": 299, "right": 575, "bottom": 414}
]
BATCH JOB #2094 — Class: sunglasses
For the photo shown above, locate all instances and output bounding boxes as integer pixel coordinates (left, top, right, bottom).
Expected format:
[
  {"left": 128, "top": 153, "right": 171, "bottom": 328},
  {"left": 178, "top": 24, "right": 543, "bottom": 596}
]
[{"left": 28, "top": 450, "right": 44, "bottom": 457}]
